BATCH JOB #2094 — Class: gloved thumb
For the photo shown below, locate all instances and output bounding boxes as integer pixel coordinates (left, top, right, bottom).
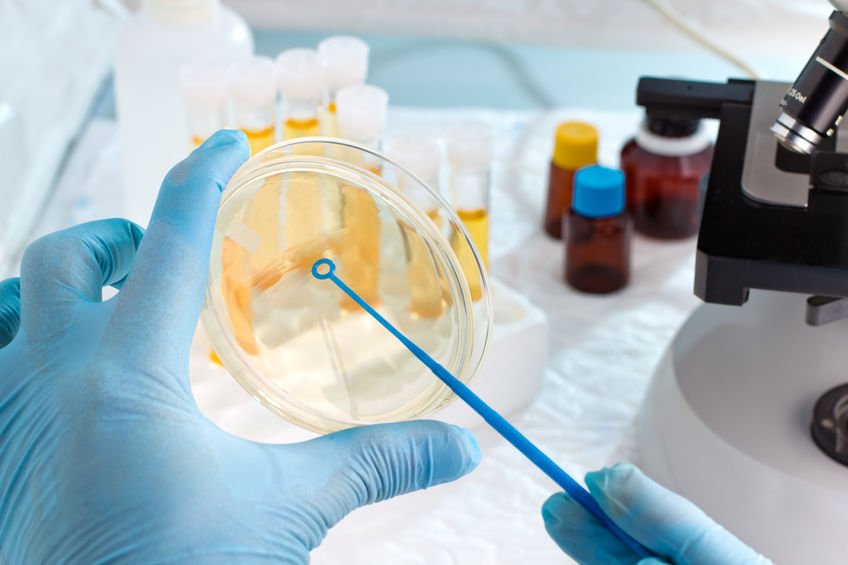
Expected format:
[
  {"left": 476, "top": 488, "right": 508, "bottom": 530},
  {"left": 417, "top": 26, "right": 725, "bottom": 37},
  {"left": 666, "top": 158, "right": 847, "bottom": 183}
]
[
  {"left": 585, "top": 464, "right": 772, "bottom": 565},
  {"left": 298, "top": 420, "right": 480, "bottom": 519}
]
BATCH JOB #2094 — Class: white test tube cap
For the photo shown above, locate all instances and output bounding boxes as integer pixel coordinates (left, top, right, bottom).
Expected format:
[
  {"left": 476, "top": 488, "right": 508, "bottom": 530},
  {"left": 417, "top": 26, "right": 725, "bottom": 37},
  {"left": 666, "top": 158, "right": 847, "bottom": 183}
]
[
  {"left": 317, "top": 35, "right": 370, "bottom": 93},
  {"left": 389, "top": 132, "right": 441, "bottom": 182},
  {"left": 178, "top": 62, "right": 229, "bottom": 107},
  {"left": 276, "top": 48, "right": 326, "bottom": 102},
  {"left": 228, "top": 56, "right": 278, "bottom": 108},
  {"left": 335, "top": 84, "right": 389, "bottom": 143},
  {"left": 446, "top": 119, "right": 494, "bottom": 171}
]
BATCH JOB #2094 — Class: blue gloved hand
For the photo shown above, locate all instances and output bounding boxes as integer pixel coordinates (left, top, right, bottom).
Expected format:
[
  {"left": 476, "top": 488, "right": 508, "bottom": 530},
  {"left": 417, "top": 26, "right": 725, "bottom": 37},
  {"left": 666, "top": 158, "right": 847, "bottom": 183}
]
[
  {"left": 542, "top": 463, "right": 773, "bottom": 565},
  {"left": 0, "top": 130, "right": 480, "bottom": 563}
]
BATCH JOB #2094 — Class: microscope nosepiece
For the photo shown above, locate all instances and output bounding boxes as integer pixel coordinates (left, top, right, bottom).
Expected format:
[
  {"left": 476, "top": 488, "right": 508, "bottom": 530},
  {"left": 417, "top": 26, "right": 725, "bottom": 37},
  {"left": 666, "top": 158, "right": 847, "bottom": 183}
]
[
  {"left": 772, "top": 11, "right": 848, "bottom": 154},
  {"left": 771, "top": 111, "right": 824, "bottom": 155}
]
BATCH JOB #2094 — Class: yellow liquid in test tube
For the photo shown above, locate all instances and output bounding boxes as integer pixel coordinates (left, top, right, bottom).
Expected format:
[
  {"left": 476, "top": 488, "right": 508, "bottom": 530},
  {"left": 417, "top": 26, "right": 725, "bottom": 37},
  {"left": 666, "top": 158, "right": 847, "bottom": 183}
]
[
  {"left": 401, "top": 209, "right": 444, "bottom": 318},
  {"left": 451, "top": 208, "right": 488, "bottom": 302},
  {"left": 248, "top": 179, "right": 284, "bottom": 276},
  {"left": 282, "top": 172, "right": 327, "bottom": 274},
  {"left": 244, "top": 126, "right": 276, "bottom": 156},
  {"left": 282, "top": 117, "right": 326, "bottom": 276},
  {"left": 245, "top": 121, "right": 286, "bottom": 278},
  {"left": 213, "top": 174, "right": 280, "bottom": 365},
  {"left": 323, "top": 102, "right": 340, "bottom": 138},
  {"left": 211, "top": 125, "right": 279, "bottom": 364},
  {"left": 191, "top": 135, "right": 205, "bottom": 151},
  {"left": 219, "top": 236, "right": 259, "bottom": 357},
  {"left": 340, "top": 181, "right": 381, "bottom": 311},
  {"left": 213, "top": 175, "right": 327, "bottom": 366},
  {"left": 283, "top": 117, "right": 321, "bottom": 140}
]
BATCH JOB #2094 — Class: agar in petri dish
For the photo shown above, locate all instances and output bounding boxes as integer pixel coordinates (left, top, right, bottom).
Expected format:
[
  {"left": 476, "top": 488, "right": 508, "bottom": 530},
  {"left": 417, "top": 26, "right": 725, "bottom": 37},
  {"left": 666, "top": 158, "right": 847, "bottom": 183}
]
[{"left": 201, "top": 138, "right": 491, "bottom": 433}]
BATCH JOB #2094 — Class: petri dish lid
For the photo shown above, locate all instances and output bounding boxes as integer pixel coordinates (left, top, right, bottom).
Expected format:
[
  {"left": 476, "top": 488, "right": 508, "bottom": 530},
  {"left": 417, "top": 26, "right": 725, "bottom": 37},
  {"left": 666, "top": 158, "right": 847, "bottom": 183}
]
[{"left": 202, "top": 137, "right": 492, "bottom": 433}]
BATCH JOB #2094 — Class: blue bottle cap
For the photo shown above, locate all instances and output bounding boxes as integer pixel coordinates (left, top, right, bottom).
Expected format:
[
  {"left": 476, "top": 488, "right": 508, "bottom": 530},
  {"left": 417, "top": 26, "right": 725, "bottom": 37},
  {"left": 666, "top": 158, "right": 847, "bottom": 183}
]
[{"left": 572, "top": 165, "right": 626, "bottom": 218}]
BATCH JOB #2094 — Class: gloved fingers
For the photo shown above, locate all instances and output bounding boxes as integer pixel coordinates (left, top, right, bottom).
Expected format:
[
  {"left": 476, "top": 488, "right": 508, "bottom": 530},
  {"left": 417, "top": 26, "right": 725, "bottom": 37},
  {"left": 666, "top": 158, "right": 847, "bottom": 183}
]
[
  {"left": 19, "top": 219, "right": 144, "bottom": 333},
  {"left": 0, "top": 278, "right": 21, "bottom": 348},
  {"left": 282, "top": 421, "right": 480, "bottom": 541},
  {"left": 585, "top": 464, "right": 771, "bottom": 565},
  {"left": 113, "top": 130, "right": 248, "bottom": 365},
  {"left": 542, "top": 491, "right": 649, "bottom": 565}
]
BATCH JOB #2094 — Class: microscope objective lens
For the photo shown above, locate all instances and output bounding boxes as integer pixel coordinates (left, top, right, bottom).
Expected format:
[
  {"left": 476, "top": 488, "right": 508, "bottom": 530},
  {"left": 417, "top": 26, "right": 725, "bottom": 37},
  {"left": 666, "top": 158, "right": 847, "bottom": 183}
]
[{"left": 772, "top": 11, "right": 848, "bottom": 153}]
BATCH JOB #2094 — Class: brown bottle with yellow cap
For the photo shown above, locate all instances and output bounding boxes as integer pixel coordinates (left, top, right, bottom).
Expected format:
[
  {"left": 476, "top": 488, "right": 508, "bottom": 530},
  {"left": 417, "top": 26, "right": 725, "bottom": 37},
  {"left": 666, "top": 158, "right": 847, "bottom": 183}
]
[{"left": 544, "top": 121, "right": 599, "bottom": 239}]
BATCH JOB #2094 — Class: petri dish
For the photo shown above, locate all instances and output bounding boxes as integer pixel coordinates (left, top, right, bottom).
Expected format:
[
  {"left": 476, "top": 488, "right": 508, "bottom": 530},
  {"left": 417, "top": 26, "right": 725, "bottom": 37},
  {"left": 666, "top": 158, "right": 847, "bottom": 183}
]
[{"left": 201, "top": 137, "right": 492, "bottom": 433}]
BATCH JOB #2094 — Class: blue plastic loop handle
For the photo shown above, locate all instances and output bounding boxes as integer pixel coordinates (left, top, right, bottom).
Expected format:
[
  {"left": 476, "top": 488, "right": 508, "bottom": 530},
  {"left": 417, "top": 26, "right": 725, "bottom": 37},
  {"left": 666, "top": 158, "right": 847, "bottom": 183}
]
[{"left": 312, "top": 259, "right": 656, "bottom": 559}]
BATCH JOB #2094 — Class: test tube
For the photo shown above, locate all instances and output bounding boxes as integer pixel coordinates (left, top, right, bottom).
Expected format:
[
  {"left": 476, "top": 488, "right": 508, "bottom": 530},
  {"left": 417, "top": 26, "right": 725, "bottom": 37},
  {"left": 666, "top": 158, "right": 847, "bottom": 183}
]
[
  {"left": 390, "top": 132, "right": 445, "bottom": 318},
  {"left": 218, "top": 58, "right": 279, "bottom": 364},
  {"left": 231, "top": 56, "right": 281, "bottom": 277},
  {"left": 335, "top": 84, "right": 389, "bottom": 311},
  {"left": 446, "top": 119, "right": 493, "bottom": 302},
  {"left": 317, "top": 36, "right": 370, "bottom": 138},
  {"left": 275, "top": 48, "right": 328, "bottom": 276},
  {"left": 229, "top": 56, "right": 278, "bottom": 155},
  {"left": 336, "top": 85, "right": 388, "bottom": 165},
  {"left": 276, "top": 48, "right": 325, "bottom": 139},
  {"left": 177, "top": 63, "right": 229, "bottom": 151},
  {"left": 390, "top": 132, "right": 442, "bottom": 219}
]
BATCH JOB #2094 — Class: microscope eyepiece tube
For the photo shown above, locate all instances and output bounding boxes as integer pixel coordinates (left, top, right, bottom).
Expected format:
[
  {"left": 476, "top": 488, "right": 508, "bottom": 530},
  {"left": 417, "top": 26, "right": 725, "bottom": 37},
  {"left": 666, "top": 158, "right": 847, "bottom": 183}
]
[{"left": 772, "top": 11, "right": 848, "bottom": 154}]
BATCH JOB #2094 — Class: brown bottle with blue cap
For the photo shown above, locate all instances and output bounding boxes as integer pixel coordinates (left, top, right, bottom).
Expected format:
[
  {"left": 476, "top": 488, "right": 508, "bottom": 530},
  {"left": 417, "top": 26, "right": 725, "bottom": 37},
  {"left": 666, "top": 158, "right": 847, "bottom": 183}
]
[{"left": 565, "top": 165, "right": 631, "bottom": 294}]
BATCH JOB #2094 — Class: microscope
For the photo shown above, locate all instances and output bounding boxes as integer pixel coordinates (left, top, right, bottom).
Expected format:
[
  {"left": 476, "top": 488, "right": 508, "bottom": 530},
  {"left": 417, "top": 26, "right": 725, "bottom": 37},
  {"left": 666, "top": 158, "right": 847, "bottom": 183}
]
[{"left": 636, "top": 6, "right": 848, "bottom": 564}]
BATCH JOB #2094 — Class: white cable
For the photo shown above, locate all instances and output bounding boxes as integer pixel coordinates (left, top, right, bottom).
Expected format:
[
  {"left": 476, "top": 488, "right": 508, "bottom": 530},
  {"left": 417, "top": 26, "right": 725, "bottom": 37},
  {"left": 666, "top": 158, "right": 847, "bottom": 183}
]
[{"left": 640, "top": 0, "right": 764, "bottom": 79}]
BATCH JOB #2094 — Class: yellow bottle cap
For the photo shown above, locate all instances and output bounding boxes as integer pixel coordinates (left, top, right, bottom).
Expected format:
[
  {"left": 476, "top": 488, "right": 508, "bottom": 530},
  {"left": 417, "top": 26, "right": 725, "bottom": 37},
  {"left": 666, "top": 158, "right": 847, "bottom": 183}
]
[{"left": 553, "top": 121, "right": 599, "bottom": 170}]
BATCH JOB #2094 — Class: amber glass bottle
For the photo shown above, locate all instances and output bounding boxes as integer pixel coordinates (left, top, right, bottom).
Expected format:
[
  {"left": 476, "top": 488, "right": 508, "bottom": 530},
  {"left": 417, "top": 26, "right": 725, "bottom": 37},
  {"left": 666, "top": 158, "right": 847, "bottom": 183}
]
[
  {"left": 544, "top": 121, "right": 598, "bottom": 239},
  {"left": 565, "top": 165, "right": 631, "bottom": 294},
  {"left": 620, "top": 115, "right": 713, "bottom": 239}
]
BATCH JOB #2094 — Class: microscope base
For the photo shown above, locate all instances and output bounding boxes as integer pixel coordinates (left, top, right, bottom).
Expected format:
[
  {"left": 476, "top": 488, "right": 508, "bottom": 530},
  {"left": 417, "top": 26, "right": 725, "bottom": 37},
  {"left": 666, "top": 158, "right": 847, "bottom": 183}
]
[{"left": 638, "top": 290, "right": 848, "bottom": 565}]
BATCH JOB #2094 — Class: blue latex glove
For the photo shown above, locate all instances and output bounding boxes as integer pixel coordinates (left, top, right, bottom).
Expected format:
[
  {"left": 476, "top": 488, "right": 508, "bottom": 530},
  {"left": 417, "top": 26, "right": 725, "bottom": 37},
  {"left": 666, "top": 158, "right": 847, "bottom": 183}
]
[
  {"left": 0, "top": 130, "right": 480, "bottom": 563},
  {"left": 542, "top": 463, "right": 773, "bottom": 565}
]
